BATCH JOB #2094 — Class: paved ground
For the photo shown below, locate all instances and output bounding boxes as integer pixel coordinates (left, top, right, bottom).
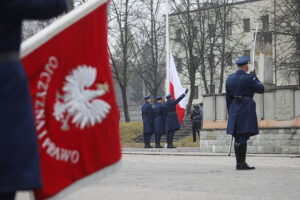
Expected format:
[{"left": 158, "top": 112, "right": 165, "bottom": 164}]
[{"left": 17, "top": 151, "right": 300, "bottom": 200}]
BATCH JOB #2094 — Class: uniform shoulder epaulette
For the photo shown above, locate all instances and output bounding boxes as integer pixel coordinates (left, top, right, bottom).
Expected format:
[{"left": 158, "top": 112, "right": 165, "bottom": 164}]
[{"left": 245, "top": 73, "right": 256, "bottom": 80}]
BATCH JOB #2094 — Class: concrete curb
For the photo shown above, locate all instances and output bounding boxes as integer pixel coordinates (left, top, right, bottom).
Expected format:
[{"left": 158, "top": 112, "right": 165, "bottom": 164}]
[{"left": 122, "top": 148, "right": 300, "bottom": 158}]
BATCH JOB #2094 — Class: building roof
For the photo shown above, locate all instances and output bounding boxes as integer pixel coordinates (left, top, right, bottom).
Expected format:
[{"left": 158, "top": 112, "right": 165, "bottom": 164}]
[{"left": 169, "top": 0, "right": 264, "bottom": 16}]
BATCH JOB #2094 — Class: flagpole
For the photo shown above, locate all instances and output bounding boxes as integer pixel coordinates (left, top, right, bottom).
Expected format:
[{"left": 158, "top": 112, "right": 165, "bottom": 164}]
[
  {"left": 165, "top": 0, "right": 170, "bottom": 94},
  {"left": 252, "top": 22, "right": 259, "bottom": 72}
]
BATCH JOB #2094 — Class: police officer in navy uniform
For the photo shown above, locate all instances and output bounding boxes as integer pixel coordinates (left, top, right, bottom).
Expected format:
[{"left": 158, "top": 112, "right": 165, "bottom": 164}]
[
  {"left": 164, "top": 89, "right": 188, "bottom": 148},
  {"left": 153, "top": 96, "right": 165, "bottom": 148},
  {"left": 0, "top": 0, "right": 67, "bottom": 200},
  {"left": 142, "top": 95, "right": 154, "bottom": 148},
  {"left": 226, "top": 56, "right": 264, "bottom": 170},
  {"left": 0, "top": 1, "right": 67, "bottom": 199},
  {"left": 189, "top": 104, "right": 203, "bottom": 142}
]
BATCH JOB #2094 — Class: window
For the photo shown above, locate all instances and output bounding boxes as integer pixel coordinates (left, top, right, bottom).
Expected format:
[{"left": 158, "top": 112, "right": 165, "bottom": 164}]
[
  {"left": 193, "top": 26, "right": 198, "bottom": 39},
  {"left": 208, "top": 24, "right": 215, "bottom": 37},
  {"left": 175, "top": 29, "right": 182, "bottom": 42},
  {"left": 193, "top": 86, "right": 199, "bottom": 99},
  {"left": 243, "top": 18, "right": 250, "bottom": 32},
  {"left": 209, "top": 84, "right": 215, "bottom": 94},
  {"left": 262, "top": 15, "right": 269, "bottom": 31},
  {"left": 225, "top": 52, "right": 232, "bottom": 66},
  {"left": 192, "top": 56, "right": 199, "bottom": 66},
  {"left": 225, "top": 22, "right": 232, "bottom": 35},
  {"left": 244, "top": 50, "right": 251, "bottom": 57},
  {"left": 175, "top": 57, "right": 182, "bottom": 73}
]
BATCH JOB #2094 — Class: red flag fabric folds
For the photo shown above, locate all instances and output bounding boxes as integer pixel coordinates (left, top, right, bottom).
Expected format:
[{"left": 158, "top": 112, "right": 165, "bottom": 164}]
[
  {"left": 168, "top": 53, "right": 188, "bottom": 123},
  {"left": 21, "top": 1, "right": 121, "bottom": 199}
]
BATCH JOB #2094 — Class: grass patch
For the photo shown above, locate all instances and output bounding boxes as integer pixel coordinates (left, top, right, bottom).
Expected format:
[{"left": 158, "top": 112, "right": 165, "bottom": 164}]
[
  {"left": 173, "top": 135, "right": 200, "bottom": 147},
  {"left": 120, "top": 122, "right": 200, "bottom": 148},
  {"left": 120, "top": 122, "right": 144, "bottom": 148}
]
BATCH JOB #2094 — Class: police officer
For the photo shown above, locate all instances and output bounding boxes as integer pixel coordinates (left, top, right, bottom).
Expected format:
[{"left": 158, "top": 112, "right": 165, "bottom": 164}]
[
  {"left": 141, "top": 95, "right": 154, "bottom": 148},
  {"left": 153, "top": 96, "right": 165, "bottom": 148},
  {"left": 0, "top": 1, "right": 67, "bottom": 199},
  {"left": 189, "top": 104, "right": 203, "bottom": 142},
  {"left": 226, "top": 56, "right": 264, "bottom": 170},
  {"left": 164, "top": 89, "right": 189, "bottom": 148}
]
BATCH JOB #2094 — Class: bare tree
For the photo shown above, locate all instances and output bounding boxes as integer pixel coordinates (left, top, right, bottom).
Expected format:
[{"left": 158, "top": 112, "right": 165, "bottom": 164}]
[
  {"left": 74, "top": 0, "right": 88, "bottom": 7},
  {"left": 23, "top": 0, "right": 75, "bottom": 40},
  {"left": 131, "top": 0, "right": 166, "bottom": 99},
  {"left": 109, "top": 0, "right": 137, "bottom": 122},
  {"left": 170, "top": 0, "right": 199, "bottom": 113},
  {"left": 170, "top": 0, "right": 244, "bottom": 109},
  {"left": 272, "top": 0, "right": 300, "bottom": 85}
]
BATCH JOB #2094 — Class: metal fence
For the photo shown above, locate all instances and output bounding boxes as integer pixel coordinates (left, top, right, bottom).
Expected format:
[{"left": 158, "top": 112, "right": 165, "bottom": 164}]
[{"left": 119, "top": 104, "right": 143, "bottom": 122}]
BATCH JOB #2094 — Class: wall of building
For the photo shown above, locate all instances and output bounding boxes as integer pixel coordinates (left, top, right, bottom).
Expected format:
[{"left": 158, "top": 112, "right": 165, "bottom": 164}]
[
  {"left": 200, "top": 127, "right": 300, "bottom": 154},
  {"left": 200, "top": 86, "right": 300, "bottom": 154}
]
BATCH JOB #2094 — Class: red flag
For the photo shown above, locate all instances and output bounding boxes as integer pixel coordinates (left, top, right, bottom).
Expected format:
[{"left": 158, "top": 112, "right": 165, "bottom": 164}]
[
  {"left": 168, "top": 53, "right": 188, "bottom": 123},
  {"left": 21, "top": 1, "right": 121, "bottom": 199}
]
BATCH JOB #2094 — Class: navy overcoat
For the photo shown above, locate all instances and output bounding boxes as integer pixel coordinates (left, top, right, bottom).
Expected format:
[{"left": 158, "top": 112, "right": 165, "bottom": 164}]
[
  {"left": 226, "top": 70, "right": 264, "bottom": 136},
  {"left": 0, "top": 0, "right": 67, "bottom": 193},
  {"left": 153, "top": 103, "right": 165, "bottom": 135},
  {"left": 141, "top": 102, "right": 154, "bottom": 134},
  {"left": 163, "top": 93, "right": 186, "bottom": 133}
]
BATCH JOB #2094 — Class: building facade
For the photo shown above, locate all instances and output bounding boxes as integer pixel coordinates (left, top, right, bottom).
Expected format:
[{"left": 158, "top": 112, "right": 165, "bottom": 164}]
[{"left": 169, "top": 0, "right": 299, "bottom": 104}]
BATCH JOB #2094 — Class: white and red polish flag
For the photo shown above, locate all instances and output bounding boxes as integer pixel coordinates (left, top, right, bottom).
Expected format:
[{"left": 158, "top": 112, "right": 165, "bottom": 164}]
[
  {"left": 20, "top": 0, "right": 121, "bottom": 199},
  {"left": 169, "top": 53, "right": 188, "bottom": 123}
]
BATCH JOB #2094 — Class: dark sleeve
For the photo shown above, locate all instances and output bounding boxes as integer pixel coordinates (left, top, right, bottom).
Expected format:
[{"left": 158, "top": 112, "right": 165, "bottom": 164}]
[
  {"left": 141, "top": 105, "right": 145, "bottom": 119},
  {"left": 174, "top": 93, "right": 186, "bottom": 104},
  {"left": 162, "top": 103, "right": 167, "bottom": 117},
  {"left": 189, "top": 111, "right": 194, "bottom": 120},
  {"left": 148, "top": 104, "right": 154, "bottom": 117},
  {"left": 225, "top": 82, "right": 232, "bottom": 113},
  {"left": 0, "top": 0, "right": 67, "bottom": 20},
  {"left": 146, "top": 104, "right": 152, "bottom": 115},
  {"left": 250, "top": 76, "right": 265, "bottom": 94},
  {"left": 148, "top": 105, "right": 154, "bottom": 125}
]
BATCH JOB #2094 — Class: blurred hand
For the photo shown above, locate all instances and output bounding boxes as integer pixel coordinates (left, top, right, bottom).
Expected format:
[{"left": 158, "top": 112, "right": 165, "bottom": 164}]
[{"left": 185, "top": 88, "right": 189, "bottom": 94}]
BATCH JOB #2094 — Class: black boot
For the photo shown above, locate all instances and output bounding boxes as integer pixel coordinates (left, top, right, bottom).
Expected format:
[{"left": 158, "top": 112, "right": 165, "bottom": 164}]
[
  {"left": 144, "top": 143, "right": 153, "bottom": 148},
  {"left": 193, "top": 133, "right": 196, "bottom": 142},
  {"left": 167, "top": 142, "right": 177, "bottom": 148},
  {"left": 167, "top": 132, "right": 176, "bottom": 148},
  {"left": 236, "top": 143, "right": 255, "bottom": 170},
  {"left": 155, "top": 134, "right": 163, "bottom": 148},
  {"left": 144, "top": 134, "right": 153, "bottom": 148},
  {"left": 234, "top": 143, "right": 241, "bottom": 164}
]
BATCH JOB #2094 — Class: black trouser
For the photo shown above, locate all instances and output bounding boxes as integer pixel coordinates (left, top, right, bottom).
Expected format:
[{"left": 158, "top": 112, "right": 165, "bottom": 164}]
[
  {"left": 234, "top": 134, "right": 250, "bottom": 145},
  {"left": 0, "top": 192, "right": 16, "bottom": 200},
  {"left": 155, "top": 132, "right": 162, "bottom": 145},
  {"left": 192, "top": 121, "right": 201, "bottom": 142},
  {"left": 166, "top": 131, "right": 174, "bottom": 144},
  {"left": 144, "top": 133, "right": 152, "bottom": 145}
]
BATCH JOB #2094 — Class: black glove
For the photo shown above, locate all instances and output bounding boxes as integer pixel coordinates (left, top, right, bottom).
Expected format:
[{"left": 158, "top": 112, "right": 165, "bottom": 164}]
[
  {"left": 250, "top": 70, "right": 256, "bottom": 76},
  {"left": 250, "top": 70, "right": 260, "bottom": 81},
  {"left": 185, "top": 88, "right": 189, "bottom": 94}
]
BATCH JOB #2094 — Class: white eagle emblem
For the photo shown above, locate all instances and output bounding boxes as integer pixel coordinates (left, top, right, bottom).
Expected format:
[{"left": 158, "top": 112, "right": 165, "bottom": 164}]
[{"left": 53, "top": 65, "right": 111, "bottom": 131}]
